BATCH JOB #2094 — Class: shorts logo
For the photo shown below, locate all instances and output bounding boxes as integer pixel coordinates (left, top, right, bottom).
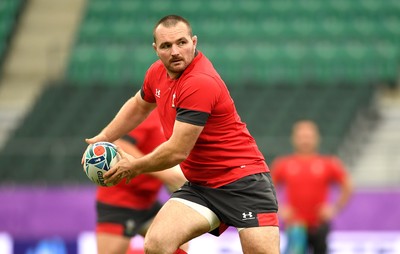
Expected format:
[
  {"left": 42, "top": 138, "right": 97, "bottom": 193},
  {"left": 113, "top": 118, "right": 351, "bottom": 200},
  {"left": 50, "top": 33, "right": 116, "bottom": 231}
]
[
  {"left": 242, "top": 212, "right": 255, "bottom": 220},
  {"left": 125, "top": 219, "right": 136, "bottom": 235},
  {"left": 155, "top": 89, "right": 161, "bottom": 98}
]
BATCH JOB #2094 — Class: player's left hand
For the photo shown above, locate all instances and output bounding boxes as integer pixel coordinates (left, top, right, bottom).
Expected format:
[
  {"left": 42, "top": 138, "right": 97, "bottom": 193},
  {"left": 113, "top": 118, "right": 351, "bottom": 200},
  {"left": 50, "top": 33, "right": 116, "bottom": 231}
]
[
  {"left": 318, "top": 203, "right": 338, "bottom": 222},
  {"left": 103, "top": 146, "right": 139, "bottom": 185}
]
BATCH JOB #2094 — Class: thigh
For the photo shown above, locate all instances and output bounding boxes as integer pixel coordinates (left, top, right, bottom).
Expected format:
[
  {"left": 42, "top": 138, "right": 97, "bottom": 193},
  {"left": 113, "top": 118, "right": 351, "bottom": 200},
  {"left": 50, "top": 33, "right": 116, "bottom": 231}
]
[
  {"left": 96, "top": 233, "right": 130, "bottom": 254},
  {"left": 145, "top": 199, "right": 211, "bottom": 250},
  {"left": 239, "top": 226, "right": 280, "bottom": 254}
]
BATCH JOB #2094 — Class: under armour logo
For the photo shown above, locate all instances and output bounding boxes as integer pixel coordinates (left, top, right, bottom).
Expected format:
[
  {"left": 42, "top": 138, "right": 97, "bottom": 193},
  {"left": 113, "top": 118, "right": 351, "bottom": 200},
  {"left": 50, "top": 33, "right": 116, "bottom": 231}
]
[
  {"left": 242, "top": 212, "right": 255, "bottom": 220},
  {"left": 155, "top": 89, "right": 161, "bottom": 98},
  {"left": 125, "top": 219, "right": 136, "bottom": 235}
]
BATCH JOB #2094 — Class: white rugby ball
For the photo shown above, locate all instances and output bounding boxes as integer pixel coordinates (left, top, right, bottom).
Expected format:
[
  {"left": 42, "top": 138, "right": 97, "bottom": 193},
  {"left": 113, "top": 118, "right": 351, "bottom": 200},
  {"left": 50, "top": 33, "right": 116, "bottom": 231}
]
[{"left": 83, "top": 142, "right": 119, "bottom": 186}]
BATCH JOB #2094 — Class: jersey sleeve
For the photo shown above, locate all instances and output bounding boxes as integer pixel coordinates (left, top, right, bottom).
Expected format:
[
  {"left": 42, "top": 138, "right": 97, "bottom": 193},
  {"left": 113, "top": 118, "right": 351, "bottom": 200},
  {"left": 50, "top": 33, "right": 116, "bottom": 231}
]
[
  {"left": 140, "top": 68, "right": 156, "bottom": 103},
  {"left": 175, "top": 75, "right": 221, "bottom": 126},
  {"left": 327, "top": 156, "right": 347, "bottom": 184}
]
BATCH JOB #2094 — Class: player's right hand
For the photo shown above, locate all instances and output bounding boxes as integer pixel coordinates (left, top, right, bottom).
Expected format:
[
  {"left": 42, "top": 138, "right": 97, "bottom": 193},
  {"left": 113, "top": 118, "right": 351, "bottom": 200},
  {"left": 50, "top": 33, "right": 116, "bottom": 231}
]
[{"left": 103, "top": 146, "right": 139, "bottom": 185}]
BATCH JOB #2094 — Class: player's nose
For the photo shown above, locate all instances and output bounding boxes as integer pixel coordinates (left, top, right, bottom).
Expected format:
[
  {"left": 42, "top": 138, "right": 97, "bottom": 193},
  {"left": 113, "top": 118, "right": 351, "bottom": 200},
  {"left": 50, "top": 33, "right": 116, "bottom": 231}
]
[{"left": 171, "top": 44, "right": 179, "bottom": 56}]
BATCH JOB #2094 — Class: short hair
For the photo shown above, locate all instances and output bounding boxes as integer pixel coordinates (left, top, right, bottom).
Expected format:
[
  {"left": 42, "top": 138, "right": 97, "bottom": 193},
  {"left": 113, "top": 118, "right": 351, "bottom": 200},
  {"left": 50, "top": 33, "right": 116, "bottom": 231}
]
[{"left": 153, "top": 15, "right": 193, "bottom": 43}]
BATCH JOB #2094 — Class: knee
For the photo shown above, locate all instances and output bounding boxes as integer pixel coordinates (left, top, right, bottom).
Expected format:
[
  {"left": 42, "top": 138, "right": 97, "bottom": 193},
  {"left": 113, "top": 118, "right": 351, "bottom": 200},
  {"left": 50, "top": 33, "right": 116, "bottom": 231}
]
[{"left": 144, "top": 234, "right": 177, "bottom": 254}]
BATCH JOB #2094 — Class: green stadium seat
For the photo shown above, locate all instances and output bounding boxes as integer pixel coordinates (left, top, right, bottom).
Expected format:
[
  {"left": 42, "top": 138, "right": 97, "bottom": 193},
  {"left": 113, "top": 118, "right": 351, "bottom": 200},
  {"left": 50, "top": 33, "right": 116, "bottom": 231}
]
[
  {"left": 67, "top": 0, "right": 400, "bottom": 85},
  {"left": 0, "top": 82, "right": 376, "bottom": 183}
]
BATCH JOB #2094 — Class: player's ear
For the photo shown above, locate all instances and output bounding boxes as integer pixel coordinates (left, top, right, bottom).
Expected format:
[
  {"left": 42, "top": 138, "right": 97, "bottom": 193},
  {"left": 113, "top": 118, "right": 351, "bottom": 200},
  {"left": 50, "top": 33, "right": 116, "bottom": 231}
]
[
  {"left": 152, "top": 43, "right": 160, "bottom": 57},
  {"left": 192, "top": 35, "right": 198, "bottom": 48}
]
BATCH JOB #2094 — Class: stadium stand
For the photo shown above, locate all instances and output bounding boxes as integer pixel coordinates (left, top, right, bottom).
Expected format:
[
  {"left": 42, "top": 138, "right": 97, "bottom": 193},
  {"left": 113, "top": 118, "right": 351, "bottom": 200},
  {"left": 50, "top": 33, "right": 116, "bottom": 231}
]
[
  {"left": 0, "top": 0, "right": 397, "bottom": 183},
  {"left": 0, "top": 0, "right": 25, "bottom": 70},
  {"left": 0, "top": 83, "right": 375, "bottom": 183},
  {"left": 66, "top": 0, "right": 400, "bottom": 86}
]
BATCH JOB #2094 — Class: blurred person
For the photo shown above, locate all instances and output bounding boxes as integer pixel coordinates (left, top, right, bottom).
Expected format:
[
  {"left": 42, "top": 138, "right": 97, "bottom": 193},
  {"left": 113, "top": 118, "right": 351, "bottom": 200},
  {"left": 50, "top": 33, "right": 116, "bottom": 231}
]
[
  {"left": 96, "top": 111, "right": 188, "bottom": 254},
  {"left": 271, "top": 120, "right": 353, "bottom": 254},
  {"left": 85, "top": 15, "right": 280, "bottom": 254}
]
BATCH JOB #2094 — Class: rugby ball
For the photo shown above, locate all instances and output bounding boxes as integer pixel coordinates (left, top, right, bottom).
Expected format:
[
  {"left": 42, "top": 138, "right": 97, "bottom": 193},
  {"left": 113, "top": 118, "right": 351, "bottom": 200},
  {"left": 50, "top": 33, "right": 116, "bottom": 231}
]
[{"left": 83, "top": 142, "right": 120, "bottom": 187}]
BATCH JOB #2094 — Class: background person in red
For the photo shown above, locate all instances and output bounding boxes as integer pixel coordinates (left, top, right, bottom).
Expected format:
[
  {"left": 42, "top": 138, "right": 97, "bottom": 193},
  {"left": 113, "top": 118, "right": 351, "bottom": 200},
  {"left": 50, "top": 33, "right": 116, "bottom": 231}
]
[
  {"left": 272, "top": 120, "right": 353, "bottom": 254},
  {"left": 96, "top": 111, "right": 188, "bottom": 254}
]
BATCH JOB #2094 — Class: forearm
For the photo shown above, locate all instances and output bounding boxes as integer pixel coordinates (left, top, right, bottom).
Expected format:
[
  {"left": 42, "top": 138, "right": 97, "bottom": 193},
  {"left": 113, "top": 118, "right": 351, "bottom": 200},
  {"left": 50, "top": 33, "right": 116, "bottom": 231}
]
[
  {"left": 100, "top": 92, "right": 154, "bottom": 142},
  {"left": 104, "top": 121, "right": 202, "bottom": 185},
  {"left": 132, "top": 139, "right": 188, "bottom": 174}
]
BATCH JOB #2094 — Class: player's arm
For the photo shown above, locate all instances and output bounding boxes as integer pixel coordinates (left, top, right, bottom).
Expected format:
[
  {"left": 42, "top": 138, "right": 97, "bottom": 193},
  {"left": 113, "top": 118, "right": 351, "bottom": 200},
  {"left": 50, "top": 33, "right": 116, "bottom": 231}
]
[
  {"left": 330, "top": 157, "right": 353, "bottom": 213},
  {"left": 115, "top": 138, "right": 187, "bottom": 190},
  {"left": 320, "top": 158, "right": 353, "bottom": 221},
  {"left": 332, "top": 176, "right": 353, "bottom": 212},
  {"left": 86, "top": 91, "right": 156, "bottom": 144},
  {"left": 104, "top": 120, "right": 203, "bottom": 185}
]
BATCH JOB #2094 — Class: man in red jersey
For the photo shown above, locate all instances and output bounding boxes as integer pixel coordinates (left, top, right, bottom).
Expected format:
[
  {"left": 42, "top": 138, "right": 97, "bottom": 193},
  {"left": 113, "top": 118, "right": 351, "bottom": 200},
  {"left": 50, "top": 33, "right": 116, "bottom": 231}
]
[
  {"left": 84, "top": 15, "right": 279, "bottom": 254},
  {"left": 96, "top": 111, "right": 188, "bottom": 254},
  {"left": 272, "top": 120, "right": 353, "bottom": 254}
]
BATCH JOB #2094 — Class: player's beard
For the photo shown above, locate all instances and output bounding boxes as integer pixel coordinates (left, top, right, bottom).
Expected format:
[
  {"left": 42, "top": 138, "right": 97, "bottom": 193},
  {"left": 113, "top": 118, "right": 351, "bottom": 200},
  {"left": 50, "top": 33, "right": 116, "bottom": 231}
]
[
  {"left": 165, "top": 49, "right": 195, "bottom": 77},
  {"left": 167, "top": 58, "right": 188, "bottom": 76}
]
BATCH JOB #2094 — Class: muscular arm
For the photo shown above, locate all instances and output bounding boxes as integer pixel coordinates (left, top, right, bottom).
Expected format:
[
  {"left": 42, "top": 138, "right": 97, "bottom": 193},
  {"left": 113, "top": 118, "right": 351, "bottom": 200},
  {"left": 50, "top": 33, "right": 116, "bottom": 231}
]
[
  {"left": 87, "top": 91, "right": 156, "bottom": 143},
  {"left": 104, "top": 120, "right": 203, "bottom": 184},
  {"left": 115, "top": 139, "right": 187, "bottom": 191}
]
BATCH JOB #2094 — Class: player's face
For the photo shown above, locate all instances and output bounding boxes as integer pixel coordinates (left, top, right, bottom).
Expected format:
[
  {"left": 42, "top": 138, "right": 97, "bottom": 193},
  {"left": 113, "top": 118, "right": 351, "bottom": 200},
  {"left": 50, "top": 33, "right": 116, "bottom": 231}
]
[
  {"left": 292, "top": 123, "right": 319, "bottom": 154},
  {"left": 153, "top": 22, "right": 197, "bottom": 79}
]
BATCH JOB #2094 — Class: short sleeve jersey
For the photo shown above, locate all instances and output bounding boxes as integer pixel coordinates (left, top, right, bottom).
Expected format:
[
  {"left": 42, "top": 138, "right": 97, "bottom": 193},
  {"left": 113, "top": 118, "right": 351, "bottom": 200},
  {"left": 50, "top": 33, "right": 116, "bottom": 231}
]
[
  {"left": 96, "top": 111, "right": 165, "bottom": 210},
  {"left": 141, "top": 51, "right": 268, "bottom": 188},
  {"left": 271, "top": 154, "right": 347, "bottom": 227}
]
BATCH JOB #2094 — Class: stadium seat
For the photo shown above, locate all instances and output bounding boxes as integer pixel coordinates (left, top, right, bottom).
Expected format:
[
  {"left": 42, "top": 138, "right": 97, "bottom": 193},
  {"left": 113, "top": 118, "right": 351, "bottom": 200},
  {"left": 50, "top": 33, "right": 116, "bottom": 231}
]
[
  {"left": 0, "top": 81, "right": 375, "bottom": 184},
  {"left": 66, "top": 0, "right": 400, "bottom": 86}
]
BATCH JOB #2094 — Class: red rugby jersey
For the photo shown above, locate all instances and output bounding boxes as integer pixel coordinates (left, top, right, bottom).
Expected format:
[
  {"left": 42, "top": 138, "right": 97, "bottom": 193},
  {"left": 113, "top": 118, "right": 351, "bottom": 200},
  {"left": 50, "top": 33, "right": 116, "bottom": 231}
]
[
  {"left": 96, "top": 111, "right": 165, "bottom": 210},
  {"left": 141, "top": 51, "right": 268, "bottom": 188},
  {"left": 271, "top": 154, "right": 347, "bottom": 227}
]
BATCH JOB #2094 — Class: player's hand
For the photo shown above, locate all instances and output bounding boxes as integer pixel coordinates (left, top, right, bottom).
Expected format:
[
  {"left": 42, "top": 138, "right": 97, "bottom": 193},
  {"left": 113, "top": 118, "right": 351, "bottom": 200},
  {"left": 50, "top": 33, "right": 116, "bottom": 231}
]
[
  {"left": 81, "top": 133, "right": 110, "bottom": 165},
  {"left": 85, "top": 133, "right": 110, "bottom": 145},
  {"left": 318, "top": 203, "right": 337, "bottom": 222},
  {"left": 103, "top": 147, "right": 139, "bottom": 185},
  {"left": 81, "top": 144, "right": 92, "bottom": 166}
]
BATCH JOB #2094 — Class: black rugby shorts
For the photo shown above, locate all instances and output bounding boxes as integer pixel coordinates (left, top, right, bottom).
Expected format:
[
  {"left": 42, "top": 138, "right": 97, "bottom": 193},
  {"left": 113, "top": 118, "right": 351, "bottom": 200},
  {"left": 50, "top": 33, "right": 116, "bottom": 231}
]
[{"left": 171, "top": 172, "right": 279, "bottom": 236}]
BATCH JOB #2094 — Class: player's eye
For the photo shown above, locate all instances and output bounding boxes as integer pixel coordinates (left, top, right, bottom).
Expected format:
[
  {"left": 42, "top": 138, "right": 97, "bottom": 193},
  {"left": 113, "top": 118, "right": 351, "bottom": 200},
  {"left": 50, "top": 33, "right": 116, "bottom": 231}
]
[
  {"left": 160, "top": 44, "right": 171, "bottom": 49},
  {"left": 178, "top": 41, "right": 186, "bottom": 46}
]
